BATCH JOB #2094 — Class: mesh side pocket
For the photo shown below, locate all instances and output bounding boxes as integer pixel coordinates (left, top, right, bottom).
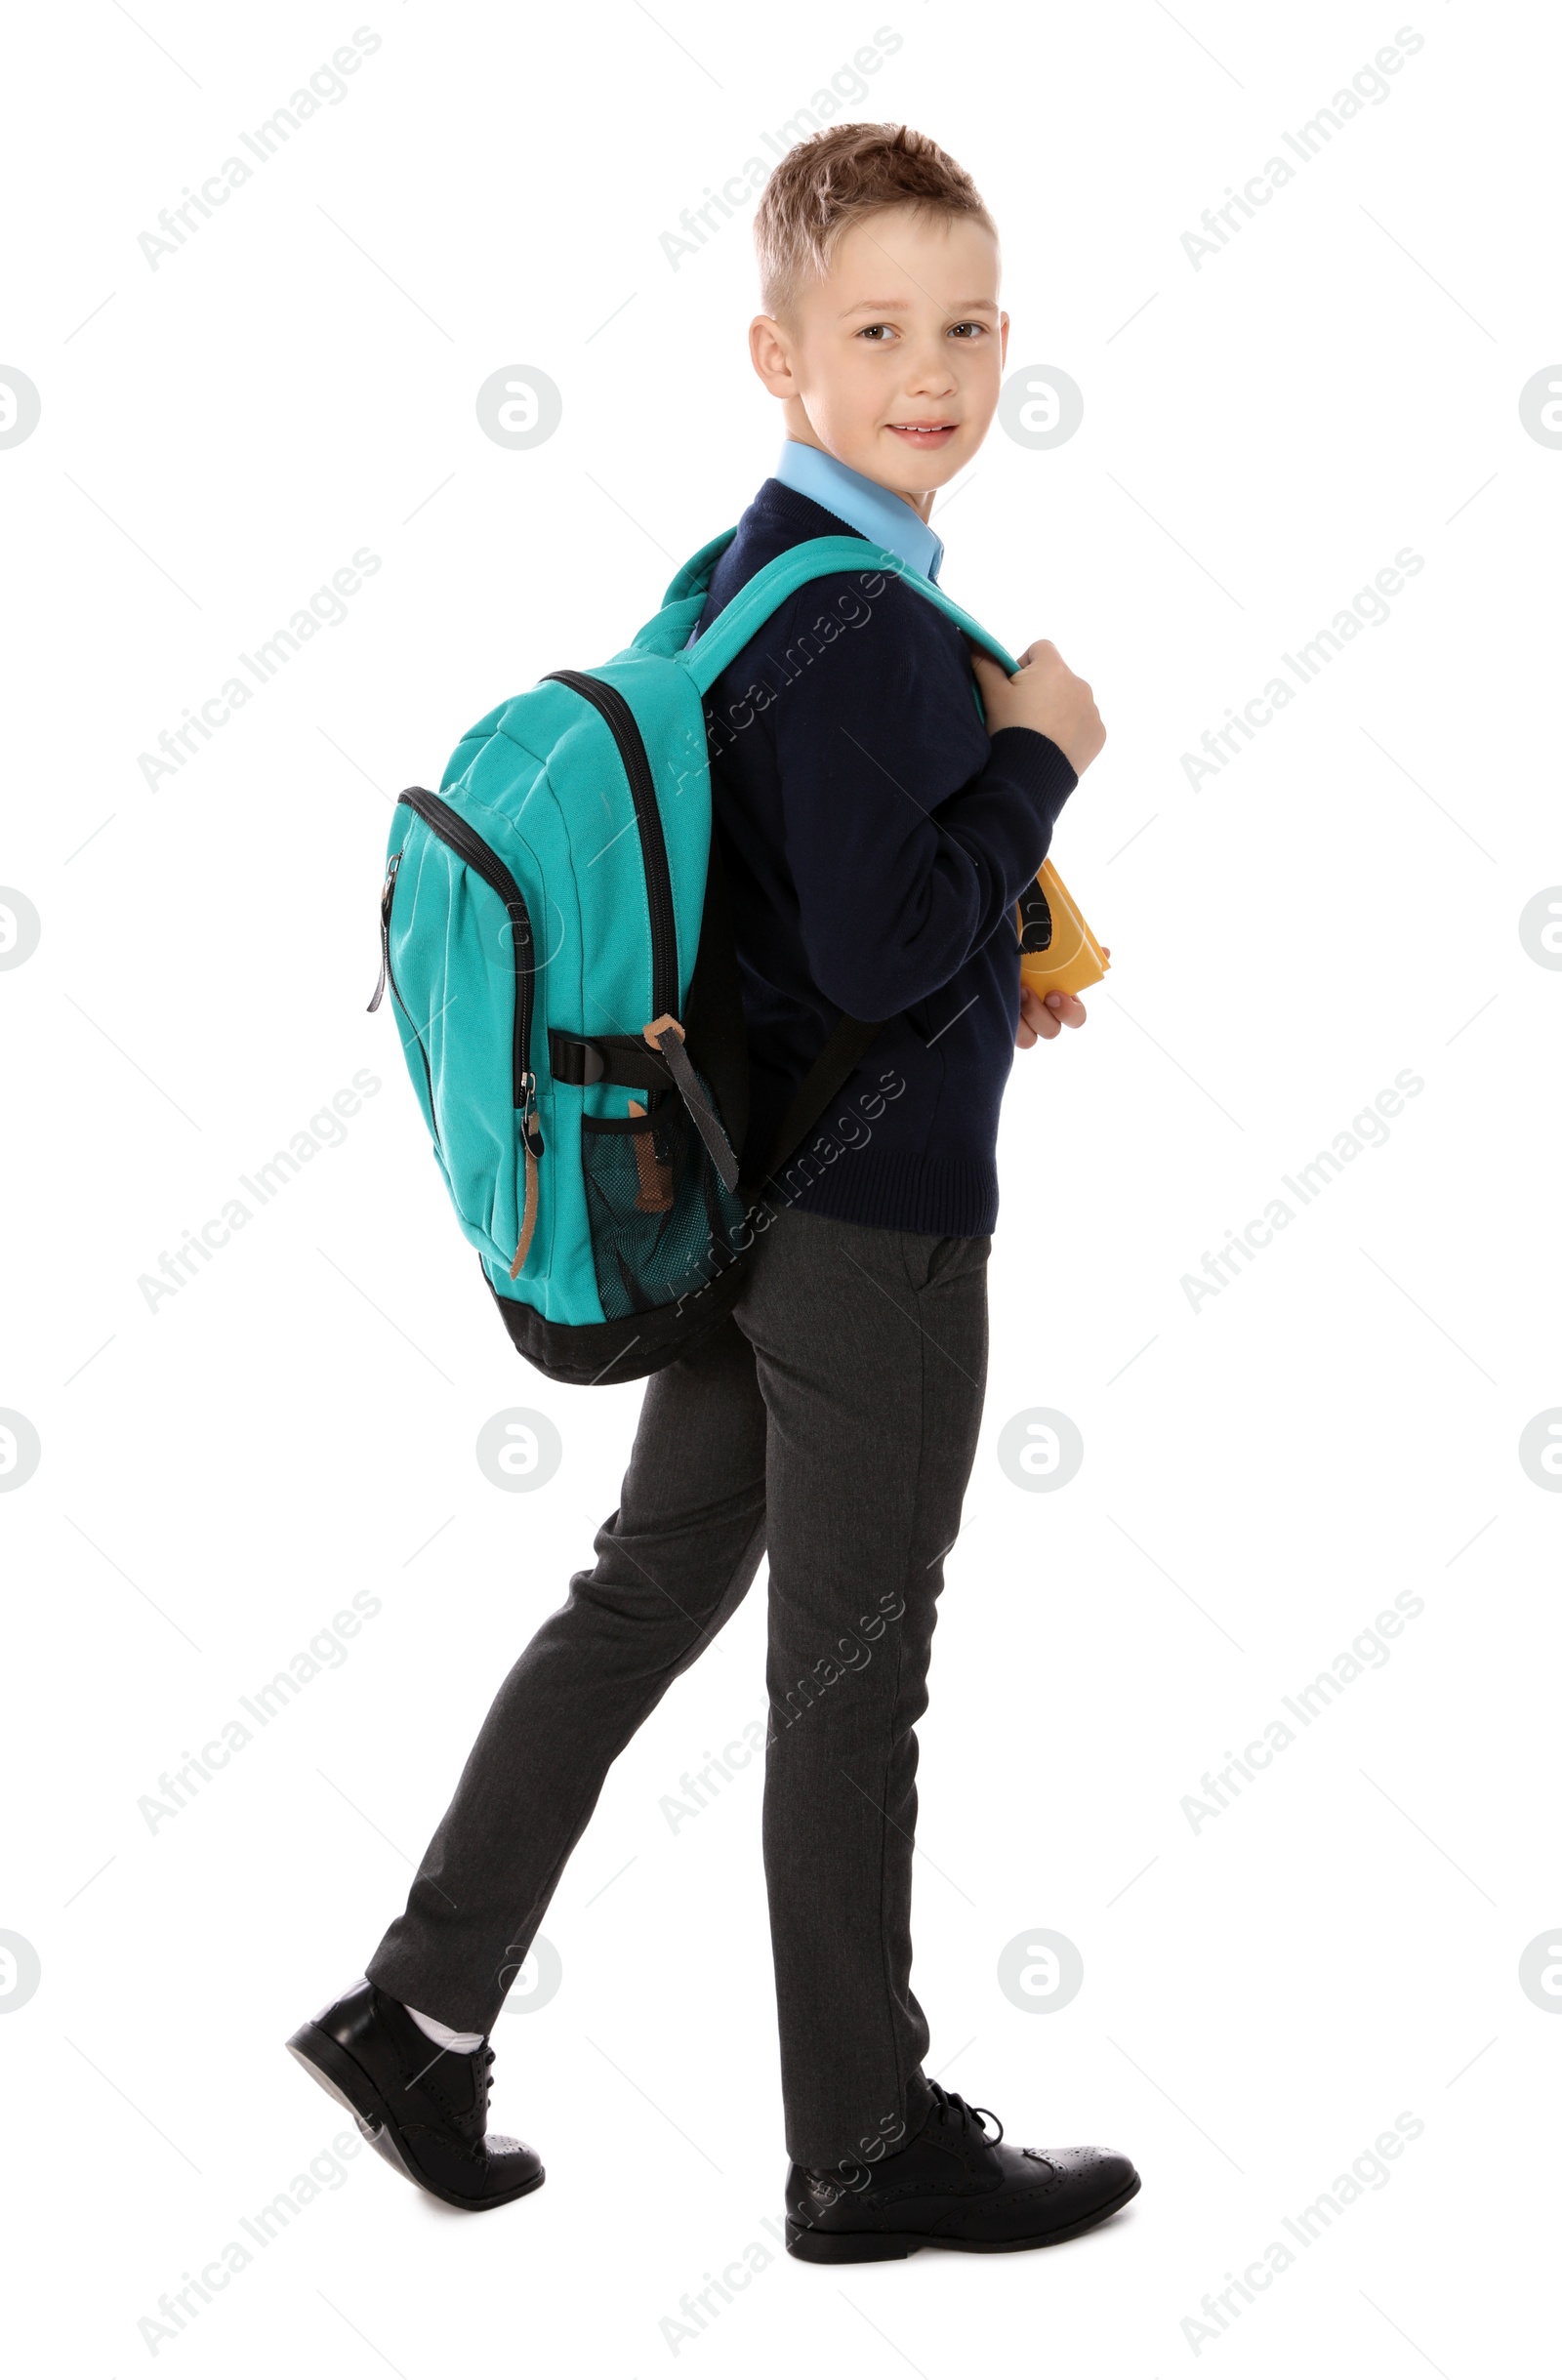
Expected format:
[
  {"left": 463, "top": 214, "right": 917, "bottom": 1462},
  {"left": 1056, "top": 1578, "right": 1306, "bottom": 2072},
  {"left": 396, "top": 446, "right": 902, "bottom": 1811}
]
[{"left": 581, "top": 1091, "right": 742, "bottom": 1322}]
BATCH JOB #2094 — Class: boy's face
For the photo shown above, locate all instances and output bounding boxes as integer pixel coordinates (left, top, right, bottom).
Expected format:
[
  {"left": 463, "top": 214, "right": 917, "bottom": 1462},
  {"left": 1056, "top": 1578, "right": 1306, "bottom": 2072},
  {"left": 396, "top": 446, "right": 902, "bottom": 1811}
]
[{"left": 750, "top": 205, "right": 1007, "bottom": 517}]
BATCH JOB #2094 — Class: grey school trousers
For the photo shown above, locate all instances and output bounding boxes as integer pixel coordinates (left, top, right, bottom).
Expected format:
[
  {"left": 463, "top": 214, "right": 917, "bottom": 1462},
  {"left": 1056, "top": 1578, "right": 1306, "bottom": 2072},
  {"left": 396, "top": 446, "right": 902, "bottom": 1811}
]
[{"left": 365, "top": 1201, "right": 991, "bottom": 2172}]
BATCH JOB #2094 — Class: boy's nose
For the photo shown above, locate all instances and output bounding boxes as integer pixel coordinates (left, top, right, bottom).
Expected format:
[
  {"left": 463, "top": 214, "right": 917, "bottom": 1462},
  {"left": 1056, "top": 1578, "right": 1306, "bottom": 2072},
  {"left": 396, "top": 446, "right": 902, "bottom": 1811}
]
[{"left": 899, "top": 352, "right": 959, "bottom": 394}]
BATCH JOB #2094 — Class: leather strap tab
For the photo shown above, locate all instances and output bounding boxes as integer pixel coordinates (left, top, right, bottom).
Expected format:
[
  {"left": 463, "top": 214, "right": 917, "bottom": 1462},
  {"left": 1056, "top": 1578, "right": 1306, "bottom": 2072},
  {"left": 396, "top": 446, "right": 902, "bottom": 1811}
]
[
  {"left": 509, "top": 1145, "right": 540, "bottom": 1278},
  {"left": 626, "top": 1097, "right": 675, "bottom": 1211},
  {"left": 649, "top": 1020, "right": 741, "bottom": 1194}
]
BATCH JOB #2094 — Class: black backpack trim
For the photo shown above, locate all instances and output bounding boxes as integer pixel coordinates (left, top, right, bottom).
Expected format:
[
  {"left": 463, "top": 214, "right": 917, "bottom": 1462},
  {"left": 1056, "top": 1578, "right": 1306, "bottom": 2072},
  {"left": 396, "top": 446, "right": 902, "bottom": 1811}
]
[{"left": 482, "top": 1234, "right": 749, "bottom": 1385}]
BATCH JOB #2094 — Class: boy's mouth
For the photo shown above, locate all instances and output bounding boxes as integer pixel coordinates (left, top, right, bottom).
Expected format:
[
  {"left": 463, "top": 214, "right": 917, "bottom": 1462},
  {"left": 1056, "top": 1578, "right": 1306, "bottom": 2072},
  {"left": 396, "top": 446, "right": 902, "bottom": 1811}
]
[{"left": 885, "top": 422, "right": 957, "bottom": 448}]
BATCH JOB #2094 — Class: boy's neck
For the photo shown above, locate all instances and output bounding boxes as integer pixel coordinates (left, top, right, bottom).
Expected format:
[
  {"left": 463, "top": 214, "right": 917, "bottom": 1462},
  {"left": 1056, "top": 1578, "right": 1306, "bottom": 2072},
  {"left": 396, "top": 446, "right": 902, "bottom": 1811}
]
[{"left": 782, "top": 426, "right": 935, "bottom": 525}]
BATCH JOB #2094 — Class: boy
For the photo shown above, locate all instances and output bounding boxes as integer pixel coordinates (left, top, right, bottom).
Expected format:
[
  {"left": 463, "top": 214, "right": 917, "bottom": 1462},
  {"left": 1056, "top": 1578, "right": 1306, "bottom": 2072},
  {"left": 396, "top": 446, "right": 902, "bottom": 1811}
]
[{"left": 288, "top": 121, "right": 1139, "bottom": 2262}]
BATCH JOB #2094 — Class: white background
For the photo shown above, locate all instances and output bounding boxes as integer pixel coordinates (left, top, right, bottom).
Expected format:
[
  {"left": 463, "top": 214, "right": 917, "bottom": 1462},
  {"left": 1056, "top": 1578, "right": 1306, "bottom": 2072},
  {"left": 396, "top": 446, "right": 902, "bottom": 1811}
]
[{"left": 3, "top": 0, "right": 1559, "bottom": 2371}]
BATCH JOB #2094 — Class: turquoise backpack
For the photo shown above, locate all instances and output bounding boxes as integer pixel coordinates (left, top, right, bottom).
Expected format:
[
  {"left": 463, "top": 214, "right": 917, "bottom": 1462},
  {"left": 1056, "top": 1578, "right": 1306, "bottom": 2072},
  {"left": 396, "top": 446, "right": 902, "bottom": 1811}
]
[{"left": 369, "top": 530, "right": 1020, "bottom": 1385}]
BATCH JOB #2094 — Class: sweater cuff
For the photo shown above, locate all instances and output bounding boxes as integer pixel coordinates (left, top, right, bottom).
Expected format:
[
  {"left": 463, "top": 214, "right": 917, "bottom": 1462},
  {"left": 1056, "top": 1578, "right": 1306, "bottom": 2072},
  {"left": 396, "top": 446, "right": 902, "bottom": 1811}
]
[{"left": 987, "top": 724, "right": 1079, "bottom": 829}]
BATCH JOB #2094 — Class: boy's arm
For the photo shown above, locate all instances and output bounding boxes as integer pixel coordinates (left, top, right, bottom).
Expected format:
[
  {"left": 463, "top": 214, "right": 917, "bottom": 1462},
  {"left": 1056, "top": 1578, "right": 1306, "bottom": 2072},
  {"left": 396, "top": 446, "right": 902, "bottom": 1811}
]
[{"left": 768, "top": 582, "right": 1080, "bottom": 1019}]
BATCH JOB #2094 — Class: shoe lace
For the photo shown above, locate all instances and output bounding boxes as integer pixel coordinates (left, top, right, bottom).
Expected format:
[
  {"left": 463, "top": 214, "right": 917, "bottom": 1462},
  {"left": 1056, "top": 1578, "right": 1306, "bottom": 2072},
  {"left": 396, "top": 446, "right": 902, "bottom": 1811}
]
[{"left": 926, "top": 2079, "right": 1005, "bottom": 2145}]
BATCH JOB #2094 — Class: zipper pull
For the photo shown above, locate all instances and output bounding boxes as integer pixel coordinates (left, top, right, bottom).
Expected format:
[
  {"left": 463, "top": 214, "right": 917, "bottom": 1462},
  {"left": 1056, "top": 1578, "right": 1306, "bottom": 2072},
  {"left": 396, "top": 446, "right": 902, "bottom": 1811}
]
[
  {"left": 368, "top": 850, "right": 402, "bottom": 1012},
  {"left": 518, "top": 1072, "right": 545, "bottom": 1160},
  {"left": 510, "top": 1074, "right": 545, "bottom": 1281}
]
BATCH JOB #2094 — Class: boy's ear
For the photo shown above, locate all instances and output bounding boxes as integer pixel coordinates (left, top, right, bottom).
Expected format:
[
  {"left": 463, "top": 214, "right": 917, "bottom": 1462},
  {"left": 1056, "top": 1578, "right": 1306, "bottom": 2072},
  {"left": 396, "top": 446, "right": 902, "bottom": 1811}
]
[
  {"left": 750, "top": 313, "right": 797, "bottom": 398},
  {"left": 999, "top": 309, "right": 1009, "bottom": 367}
]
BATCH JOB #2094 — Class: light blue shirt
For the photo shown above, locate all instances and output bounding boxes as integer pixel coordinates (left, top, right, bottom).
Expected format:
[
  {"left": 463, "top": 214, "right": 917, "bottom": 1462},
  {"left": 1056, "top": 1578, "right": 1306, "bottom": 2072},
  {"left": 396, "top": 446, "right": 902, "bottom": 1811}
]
[{"left": 772, "top": 437, "right": 945, "bottom": 584}]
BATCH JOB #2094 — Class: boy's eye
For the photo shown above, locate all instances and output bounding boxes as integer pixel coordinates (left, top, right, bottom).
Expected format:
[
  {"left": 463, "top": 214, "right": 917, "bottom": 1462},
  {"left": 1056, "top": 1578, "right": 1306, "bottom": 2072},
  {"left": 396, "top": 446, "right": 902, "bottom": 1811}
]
[{"left": 856, "top": 320, "right": 989, "bottom": 342}]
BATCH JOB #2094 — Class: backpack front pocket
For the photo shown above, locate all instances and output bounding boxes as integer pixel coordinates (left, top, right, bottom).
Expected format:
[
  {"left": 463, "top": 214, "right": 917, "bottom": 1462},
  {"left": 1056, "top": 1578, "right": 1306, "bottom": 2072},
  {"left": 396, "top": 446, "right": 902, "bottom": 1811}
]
[{"left": 384, "top": 789, "right": 546, "bottom": 1278}]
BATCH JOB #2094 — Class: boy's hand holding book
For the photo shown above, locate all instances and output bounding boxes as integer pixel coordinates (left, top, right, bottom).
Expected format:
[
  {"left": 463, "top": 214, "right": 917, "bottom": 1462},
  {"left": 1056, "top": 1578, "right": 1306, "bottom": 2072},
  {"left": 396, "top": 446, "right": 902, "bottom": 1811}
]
[
  {"left": 1017, "top": 962, "right": 1108, "bottom": 1046},
  {"left": 968, "top": 639, "right": 1109, "bottom": 1046}
]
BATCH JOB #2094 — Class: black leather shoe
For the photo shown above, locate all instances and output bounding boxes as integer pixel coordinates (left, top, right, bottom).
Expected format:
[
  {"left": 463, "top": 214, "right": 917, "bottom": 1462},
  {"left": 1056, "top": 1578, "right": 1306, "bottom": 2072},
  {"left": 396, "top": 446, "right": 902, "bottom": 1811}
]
[
  {"left": 785, "top": 2081, "right": 1138, "bottom": 2261},
  {"left": 285, "top": 1979, "right": 544, "bottom": 2212}
]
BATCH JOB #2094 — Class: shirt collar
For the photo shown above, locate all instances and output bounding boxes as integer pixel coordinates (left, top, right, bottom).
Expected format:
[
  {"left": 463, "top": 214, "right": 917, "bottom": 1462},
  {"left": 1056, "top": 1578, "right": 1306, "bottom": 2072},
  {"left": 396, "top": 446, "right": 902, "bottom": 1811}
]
[{"left": 773, "top": 437, "right": 945, "bottom": 584}]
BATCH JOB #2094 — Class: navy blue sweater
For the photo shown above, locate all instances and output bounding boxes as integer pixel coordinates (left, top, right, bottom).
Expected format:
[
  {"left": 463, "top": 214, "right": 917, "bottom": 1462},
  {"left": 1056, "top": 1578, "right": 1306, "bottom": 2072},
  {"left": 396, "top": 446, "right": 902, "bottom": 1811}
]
[{"left": 693, "top": 477, "right": 1078, "bottom": 1236}]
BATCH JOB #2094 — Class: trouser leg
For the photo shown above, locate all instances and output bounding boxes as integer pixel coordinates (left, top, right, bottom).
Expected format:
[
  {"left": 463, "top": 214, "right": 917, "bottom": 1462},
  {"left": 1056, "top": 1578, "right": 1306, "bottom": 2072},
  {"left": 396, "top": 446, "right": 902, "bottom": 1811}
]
[
  {"left": 366, "top": 1312, "right": 768, "bottom": 2034},
  {"left": 734, "top": 1206, "right": 991, "bottom": 2173}
]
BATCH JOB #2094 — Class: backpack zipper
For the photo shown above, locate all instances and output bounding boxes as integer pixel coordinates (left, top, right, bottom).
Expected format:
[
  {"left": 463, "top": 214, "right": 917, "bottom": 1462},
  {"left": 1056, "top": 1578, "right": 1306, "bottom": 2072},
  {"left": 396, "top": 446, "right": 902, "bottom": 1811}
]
[
  {"left": 367, "top": 847, "right": 401, "bottom": 1014},
  {"left": 368, "top": 849, "right": 443, "bottom": 1153},
  {"left": 390, "top": 789, "right": 544, "bottom": 1164},
  {"left": 542, "top": 671, "right": 678, "bottom": 1025}
]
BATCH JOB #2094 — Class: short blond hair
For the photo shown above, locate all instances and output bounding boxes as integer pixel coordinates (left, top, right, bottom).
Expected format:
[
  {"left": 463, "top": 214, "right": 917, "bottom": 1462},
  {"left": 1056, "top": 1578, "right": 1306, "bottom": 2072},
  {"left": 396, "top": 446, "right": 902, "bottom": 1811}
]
[{"left": 754, "top": 122, "right": 998, "bottom": 324}]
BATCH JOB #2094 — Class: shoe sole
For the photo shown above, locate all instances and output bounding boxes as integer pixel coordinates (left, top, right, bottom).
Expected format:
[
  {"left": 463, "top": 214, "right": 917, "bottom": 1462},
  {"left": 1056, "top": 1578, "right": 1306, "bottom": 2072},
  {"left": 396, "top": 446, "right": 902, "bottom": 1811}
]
[
  {"left": 284, "top": 2020, "right": 545, "bottom": 2213},
  {"left": 784, "top": 2170, "right": 1141, "bottom": 2262}
]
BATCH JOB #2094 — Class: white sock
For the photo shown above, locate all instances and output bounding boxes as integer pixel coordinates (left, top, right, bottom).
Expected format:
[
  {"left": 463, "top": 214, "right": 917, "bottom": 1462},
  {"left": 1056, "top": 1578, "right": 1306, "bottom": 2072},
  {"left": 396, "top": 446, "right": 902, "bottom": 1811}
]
[{"left": 406, "top": 2002, "right": 485, "bottom": 2054}]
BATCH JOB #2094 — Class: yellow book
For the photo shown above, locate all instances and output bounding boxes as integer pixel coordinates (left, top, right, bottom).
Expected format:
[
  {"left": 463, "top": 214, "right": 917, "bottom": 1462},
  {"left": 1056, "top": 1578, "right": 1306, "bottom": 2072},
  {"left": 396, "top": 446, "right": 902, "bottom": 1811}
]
[{"left": 1016, "top": 858, "right": 1110, "bottom": 997}]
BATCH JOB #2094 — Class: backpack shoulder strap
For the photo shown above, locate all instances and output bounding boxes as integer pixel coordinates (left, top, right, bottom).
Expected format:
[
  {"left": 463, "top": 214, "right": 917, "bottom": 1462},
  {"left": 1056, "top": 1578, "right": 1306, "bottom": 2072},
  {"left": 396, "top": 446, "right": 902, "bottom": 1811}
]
[
  {"left": 679, "top": 535, "right": 1018, "bottom": 694},
  {"left": 748, "top": 1013, "right": 884, "bottom": 1200},
  {"left": 685, "top": 829, "right": 883, "bottom": 1203},
  {"left": 681, "top": 818, "right": 749, "bottom": 1161}
]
